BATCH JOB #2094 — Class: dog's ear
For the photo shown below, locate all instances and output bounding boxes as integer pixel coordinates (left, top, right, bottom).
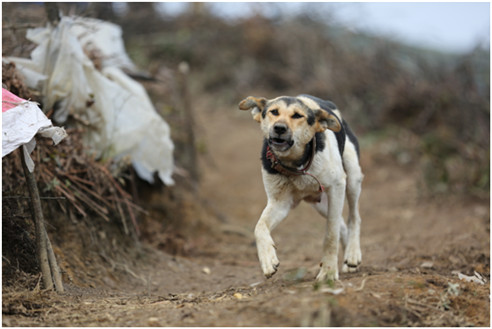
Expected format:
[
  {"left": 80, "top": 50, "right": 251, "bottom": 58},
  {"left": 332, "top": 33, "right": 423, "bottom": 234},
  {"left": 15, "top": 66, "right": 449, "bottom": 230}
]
[
  {"left": 238, "top": 96, "right": 267, "bottom": 123},
  {"left": 314, "top": 109, "right": 342, "bottom": 133}
]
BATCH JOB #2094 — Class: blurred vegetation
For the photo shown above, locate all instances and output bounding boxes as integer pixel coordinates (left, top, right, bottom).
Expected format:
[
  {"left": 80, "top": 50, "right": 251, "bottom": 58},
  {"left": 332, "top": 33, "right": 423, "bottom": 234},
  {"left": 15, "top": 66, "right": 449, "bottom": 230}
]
[
  {"left": 114, "top": 3, "right": 489, "bottom": 198},
  {"left": 3, "top": 2, "right": 489, "bottom": 198}
]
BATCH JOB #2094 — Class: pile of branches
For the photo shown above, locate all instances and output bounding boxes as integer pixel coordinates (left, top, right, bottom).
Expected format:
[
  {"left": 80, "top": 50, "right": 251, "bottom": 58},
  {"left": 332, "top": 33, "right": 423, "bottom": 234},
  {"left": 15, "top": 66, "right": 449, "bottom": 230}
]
[
  {"left": 2, "top": 31, "right": 144, "bottom": 240},
  {"left": 2, "top": 127, "right": 143, "bottom": 237},
  {"left": 2, "top": 64, "right": 144, "bottom": 237},
  {"left": 2, "top": 98, "right": 144, "bottom": 287}
]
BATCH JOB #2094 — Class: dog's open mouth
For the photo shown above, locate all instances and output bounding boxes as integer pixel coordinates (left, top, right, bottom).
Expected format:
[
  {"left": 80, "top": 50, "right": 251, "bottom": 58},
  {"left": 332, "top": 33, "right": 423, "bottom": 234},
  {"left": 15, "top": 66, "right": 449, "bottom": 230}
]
[{"left": 269, "top": 137, "right": 294, "bottom": 151}]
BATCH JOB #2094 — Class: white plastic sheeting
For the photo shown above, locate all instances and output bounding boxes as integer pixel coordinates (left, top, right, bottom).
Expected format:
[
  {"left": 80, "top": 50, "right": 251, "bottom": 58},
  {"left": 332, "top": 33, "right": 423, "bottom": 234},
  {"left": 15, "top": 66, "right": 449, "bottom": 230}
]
[
  {"left": 2, "top": 88, "right": 67, "bottom": 172},
  {"left": 5, "top": 16, "right": 175, "bottom": 184}
]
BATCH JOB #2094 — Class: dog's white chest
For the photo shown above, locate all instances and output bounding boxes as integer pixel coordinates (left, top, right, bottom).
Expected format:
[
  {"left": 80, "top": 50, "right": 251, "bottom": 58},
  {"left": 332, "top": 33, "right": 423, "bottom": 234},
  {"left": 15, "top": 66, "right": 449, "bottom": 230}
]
[
  {"left": 289, "top": 175, "right": 323, "bottom": 203},
  {"left": 289, "top": 174, "right": 318, "bottom": 191}
]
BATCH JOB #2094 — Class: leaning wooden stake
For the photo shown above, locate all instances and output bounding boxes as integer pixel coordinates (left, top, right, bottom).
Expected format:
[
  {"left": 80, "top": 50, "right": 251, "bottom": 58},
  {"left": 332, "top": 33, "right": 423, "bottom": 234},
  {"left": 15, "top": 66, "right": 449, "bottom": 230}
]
[
  {"left": 178, "top": 62, "right": 199, "bottom": 183},
  {"left": 45, "top": 227, "right": 64, "bottom": 292},
  {"left": 20, "top": 146, "right": 64, "bottom": 292}
]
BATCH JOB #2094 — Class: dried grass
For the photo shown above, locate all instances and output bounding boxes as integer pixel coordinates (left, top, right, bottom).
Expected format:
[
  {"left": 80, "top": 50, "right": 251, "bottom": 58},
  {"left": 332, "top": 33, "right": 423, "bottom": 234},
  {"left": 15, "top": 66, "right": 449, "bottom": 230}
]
[{"left": 3, "top": 128, "right": 143, "bottom": 236}]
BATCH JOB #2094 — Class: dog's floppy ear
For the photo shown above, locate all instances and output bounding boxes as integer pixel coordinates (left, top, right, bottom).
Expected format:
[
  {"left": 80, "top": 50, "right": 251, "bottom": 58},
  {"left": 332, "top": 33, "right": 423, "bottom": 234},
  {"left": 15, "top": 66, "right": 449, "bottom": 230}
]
[
  {"left": 314, "top": 109, "right": 342, "bottom": 133},
  {"left": 238, "top": 96, "right": 267, "bottom": 123}
]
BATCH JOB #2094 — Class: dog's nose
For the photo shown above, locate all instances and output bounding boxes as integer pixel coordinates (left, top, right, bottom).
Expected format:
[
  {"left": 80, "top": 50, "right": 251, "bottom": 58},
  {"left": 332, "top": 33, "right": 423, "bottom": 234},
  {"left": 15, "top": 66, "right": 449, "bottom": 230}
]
[{"left": 274, "top": 123, "right": 288, "bottom": 135}]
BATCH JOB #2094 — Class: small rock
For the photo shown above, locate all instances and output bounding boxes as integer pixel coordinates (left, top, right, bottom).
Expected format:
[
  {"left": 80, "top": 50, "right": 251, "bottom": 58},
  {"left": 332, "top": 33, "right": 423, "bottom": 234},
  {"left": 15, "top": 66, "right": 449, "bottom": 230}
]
[
  {"left": 249, "top": 281, "right": 262, "bottom": 287},
  {"left": 233, "top": 292, "right": 243, "bottom": 300},
  {"left": 202, "top": 267, "right": 211, "bottom": 275},
  {"left": 148, "top": 317, "right": 160, "bottom": 326},
  {"left": 420, "top": 261, "right": 434, "bottom": 269}
]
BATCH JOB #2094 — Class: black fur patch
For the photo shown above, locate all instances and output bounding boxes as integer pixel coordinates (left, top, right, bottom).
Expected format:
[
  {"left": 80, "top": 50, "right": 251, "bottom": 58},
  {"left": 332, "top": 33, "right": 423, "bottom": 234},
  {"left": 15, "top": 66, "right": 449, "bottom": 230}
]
[
  {"left": 314, "top": 127, "right": 345, "bottom": 157},
  {"left": 306, "top": 110, "right": 315, "bottom": 126},
  {"left": 299, "top": 94, "right": 337, "bottom": 110},
  {"left": 261, "top": 107, "right": 267, "bottom": 119},
  {"left": 293, "top": 138, "right": 315, "bottom": 168},
  {"left": 276, "top": 96, "right": 298, "bottom": 107},
  {"left": 299, "top": 94, "right": 346, "bottom": 157},
  {"left": 315, "top": 132, "right": 325, "bottom": 152},
  {"left": 343, "top": 119, "right": 360, "bottom": 159},
  {"left": 262, "top": 96, "right": 301, "bottom": 119},
  {"left": 334, "top": 127, "right": 346, "bottom": 157}
]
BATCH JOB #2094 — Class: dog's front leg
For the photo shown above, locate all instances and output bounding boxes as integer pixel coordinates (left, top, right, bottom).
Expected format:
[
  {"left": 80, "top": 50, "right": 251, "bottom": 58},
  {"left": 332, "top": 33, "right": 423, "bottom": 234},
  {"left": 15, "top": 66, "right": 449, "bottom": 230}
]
[
  {"left": 316, "top": 180, "right": 346, "bottom": 282},
  {"left": 255, "top": 199, "right": 291, "bottom": 278}
]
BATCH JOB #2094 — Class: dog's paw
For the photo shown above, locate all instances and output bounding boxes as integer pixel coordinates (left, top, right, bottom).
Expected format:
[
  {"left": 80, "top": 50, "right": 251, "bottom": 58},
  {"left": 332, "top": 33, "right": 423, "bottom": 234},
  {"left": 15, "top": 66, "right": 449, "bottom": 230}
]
[
  {"left": 316, "top": 259, "right": 339, "bottom": 282},
  {"left": 342, "top": 244, "right": 362, "bottom": 273},
  {"left": 264, "top": 262, "right": 279, "bottom": 278},
  {"left": 258, "top": 242, "right": 280, "bottom": 278}
]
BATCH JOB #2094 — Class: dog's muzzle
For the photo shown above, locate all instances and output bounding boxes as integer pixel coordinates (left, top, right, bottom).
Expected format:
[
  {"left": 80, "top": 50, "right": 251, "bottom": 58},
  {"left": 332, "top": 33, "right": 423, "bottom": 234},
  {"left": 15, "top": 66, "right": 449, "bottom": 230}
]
[{"left": 269, "top": 123, "right": 293, "bottom": 151}]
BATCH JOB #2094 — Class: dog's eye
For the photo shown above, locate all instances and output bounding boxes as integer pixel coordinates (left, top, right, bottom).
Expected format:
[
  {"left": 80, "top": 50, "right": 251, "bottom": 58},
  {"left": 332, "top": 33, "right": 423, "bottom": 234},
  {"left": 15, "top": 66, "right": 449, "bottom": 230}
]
[
  {"left": 292, "top": 113, "right": 304, "bottom": 119},
  {"left": 270, "top": 109, "right": 279, "bottom": 116}
]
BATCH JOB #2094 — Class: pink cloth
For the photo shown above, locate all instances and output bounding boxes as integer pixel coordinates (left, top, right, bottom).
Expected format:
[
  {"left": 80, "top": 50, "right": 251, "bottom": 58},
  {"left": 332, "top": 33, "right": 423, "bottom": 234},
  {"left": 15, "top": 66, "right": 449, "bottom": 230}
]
[
  {"left": 2, "top": 88, "right": 66, "bottom": 160},
  {"left": 2, "top": 88, "right": 26, "bottom": 112}
]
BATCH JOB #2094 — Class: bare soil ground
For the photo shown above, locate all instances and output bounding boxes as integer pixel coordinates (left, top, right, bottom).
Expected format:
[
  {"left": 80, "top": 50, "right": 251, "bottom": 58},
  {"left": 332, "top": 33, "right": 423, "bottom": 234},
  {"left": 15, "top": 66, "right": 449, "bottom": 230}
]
[{"left": 2, "top": 98, "right": 490, "bottom": 327}]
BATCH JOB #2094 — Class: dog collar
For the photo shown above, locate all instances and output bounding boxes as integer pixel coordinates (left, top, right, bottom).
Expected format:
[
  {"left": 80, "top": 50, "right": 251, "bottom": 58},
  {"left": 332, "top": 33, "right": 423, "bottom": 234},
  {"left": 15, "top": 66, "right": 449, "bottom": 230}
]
[{"left": 265, "top": 138, "right": 325, "bottom": 192}]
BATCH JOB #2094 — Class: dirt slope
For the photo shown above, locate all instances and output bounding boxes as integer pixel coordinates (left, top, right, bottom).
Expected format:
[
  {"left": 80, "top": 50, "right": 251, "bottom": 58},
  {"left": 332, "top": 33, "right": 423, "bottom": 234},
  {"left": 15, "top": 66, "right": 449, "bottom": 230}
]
[{"left": 2, "top": 98, "right": 490, "bottom": 326}]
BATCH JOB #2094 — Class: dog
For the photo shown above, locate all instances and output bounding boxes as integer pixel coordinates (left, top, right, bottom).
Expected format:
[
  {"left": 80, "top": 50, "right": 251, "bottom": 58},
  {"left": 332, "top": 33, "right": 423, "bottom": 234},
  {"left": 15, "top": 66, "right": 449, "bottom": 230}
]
[{"left": 238, "top": 94, "right": 363, "bottom": 281}]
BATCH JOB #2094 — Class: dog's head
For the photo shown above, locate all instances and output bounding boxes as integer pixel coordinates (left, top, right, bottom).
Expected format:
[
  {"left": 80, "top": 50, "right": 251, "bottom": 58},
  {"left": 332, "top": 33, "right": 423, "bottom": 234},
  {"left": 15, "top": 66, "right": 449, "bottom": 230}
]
[{"left": 239, "top": 95, "right": 341, "bottom": 155}]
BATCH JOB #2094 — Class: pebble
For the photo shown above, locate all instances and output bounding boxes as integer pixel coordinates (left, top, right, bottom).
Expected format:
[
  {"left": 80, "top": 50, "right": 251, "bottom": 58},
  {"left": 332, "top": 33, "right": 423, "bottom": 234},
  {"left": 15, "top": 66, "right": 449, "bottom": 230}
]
[{"left": 148, "top": 317, "right": 160, "bottom": 326}]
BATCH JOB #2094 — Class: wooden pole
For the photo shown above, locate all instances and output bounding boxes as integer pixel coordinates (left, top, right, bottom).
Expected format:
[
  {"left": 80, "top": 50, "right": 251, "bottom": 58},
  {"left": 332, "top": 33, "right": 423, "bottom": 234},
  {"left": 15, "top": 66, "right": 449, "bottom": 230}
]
[
  {"left": 20, "top": 146, "right": 53, "bottom": 290},
  {"left": 45, "top": 228, "right": 64, "bottom": 292},
  {"left": 178, "top": 62, "right": 199, "bottom": 183},
  {"left": 20, "top": 146, "right": 64, "bottom": 292}
]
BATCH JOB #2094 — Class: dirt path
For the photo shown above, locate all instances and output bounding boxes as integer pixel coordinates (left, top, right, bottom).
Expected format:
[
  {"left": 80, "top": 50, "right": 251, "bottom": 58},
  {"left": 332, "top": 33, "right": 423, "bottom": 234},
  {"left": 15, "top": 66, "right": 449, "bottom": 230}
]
[{"left": 2, "top": 100, "right": 490, "bottom": 326}]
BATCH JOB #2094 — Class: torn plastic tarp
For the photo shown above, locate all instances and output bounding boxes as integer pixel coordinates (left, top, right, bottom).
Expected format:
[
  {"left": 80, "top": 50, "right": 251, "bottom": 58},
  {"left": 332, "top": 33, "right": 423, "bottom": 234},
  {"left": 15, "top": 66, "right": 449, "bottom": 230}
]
[
  {"left": 5, "top": 16, "right": 175, "bottom": 185},
  {"left": 2, "top": 88, "right": 67, "bottom": 172}
]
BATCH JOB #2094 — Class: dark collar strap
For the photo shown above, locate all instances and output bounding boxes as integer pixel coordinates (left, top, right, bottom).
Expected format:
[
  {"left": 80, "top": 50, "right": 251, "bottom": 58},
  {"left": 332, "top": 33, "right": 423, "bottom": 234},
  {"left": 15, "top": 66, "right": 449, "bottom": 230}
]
[{"left": 265, "top": 138, "right": 324, "bottom": 192}]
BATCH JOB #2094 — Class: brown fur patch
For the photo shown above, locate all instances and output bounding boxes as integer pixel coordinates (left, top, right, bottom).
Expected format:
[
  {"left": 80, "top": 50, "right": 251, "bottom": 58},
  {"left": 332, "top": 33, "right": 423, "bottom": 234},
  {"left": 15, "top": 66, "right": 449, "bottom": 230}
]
[
  {"left": 238, "top": 96, "right": 267, "bottom": 111},
  {"left": 265, "top": 100, "right": 314, "bottom": 133}
]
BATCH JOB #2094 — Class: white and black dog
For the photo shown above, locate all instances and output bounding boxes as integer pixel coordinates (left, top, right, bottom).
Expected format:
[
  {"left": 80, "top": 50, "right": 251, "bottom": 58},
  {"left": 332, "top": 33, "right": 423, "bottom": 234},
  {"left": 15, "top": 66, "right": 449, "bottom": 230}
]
[{"left": 238, "top": 94, "right": 363, "bottom": 281}]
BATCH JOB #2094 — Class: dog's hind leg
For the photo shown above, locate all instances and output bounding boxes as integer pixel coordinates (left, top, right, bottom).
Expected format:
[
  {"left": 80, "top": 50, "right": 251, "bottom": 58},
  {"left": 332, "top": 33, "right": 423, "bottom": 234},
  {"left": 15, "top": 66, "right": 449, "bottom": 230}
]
[
  {"left": 312, "top": 193, "right": 348, "bottom": 250},
  {"left": 315, "top": 178, "right": 346, "bottom": 281},
  {"left": 341, "top": 141, "right": 363, "bottom": 273}
]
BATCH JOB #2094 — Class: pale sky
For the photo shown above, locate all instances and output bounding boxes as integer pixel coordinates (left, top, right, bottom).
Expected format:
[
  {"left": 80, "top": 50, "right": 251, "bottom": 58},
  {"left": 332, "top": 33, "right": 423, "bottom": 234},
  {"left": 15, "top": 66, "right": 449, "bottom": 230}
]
[
  {"left": 159, "top": 2, "right": 490, "bottom": 54},
  {"left": 323, "top": 2, "right": 490, "bottom": 53}
]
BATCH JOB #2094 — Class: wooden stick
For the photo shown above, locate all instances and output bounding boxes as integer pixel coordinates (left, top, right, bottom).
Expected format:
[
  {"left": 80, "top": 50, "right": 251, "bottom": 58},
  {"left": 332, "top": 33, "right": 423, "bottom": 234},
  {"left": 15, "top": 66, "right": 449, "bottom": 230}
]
[
  {"left": 44, "top": 228, "right": 64, "bottom": 292},
  {"left": 178, "top": 62, "right": 199, "bottom": 183},
  {"left": 21, "top": 146, "right": 65, "bottom": 292},
  {"left": 20, "top": 147, "right": 53, "bottom": 291}
]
